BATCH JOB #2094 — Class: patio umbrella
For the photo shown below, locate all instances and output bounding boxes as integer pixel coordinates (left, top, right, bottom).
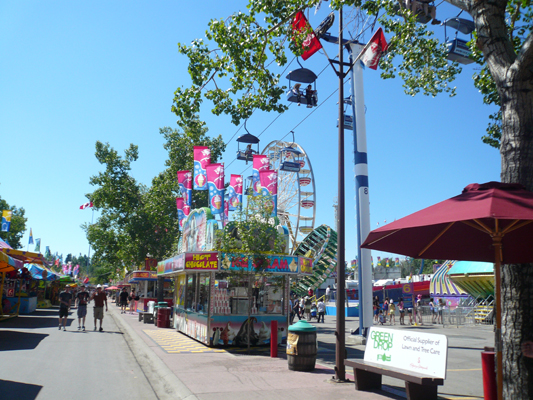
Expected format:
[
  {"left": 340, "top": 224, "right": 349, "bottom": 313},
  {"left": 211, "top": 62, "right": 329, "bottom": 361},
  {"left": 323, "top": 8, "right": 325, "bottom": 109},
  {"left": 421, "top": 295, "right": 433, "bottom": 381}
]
[{"left": 361, "top": 181, "right": 533, "bottom": 400}]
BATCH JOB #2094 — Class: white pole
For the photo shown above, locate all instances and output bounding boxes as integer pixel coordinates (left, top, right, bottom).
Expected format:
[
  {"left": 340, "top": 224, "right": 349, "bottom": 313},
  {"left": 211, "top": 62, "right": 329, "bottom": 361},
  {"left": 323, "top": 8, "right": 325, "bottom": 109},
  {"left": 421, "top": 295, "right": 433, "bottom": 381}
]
[{"left": 349, "top": 43, "right": 373, "bottom": 333}]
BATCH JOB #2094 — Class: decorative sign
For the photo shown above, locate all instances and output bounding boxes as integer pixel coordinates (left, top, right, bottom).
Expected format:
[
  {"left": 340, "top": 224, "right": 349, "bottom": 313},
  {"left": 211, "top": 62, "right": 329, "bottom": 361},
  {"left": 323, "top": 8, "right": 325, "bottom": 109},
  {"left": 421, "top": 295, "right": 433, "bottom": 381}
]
[
  {"left": 145, "top": 258, "right": 157, "bottom": 271},
  {"left": 131, "top": 271, "right": 157, "bottom": 280},
  {"left": 184, "top": 252, "right": 218, "bottom": 270},
  {"left": 298, "top": 257, "right": 313, "bottom": 275},
  {"left": 157, "top": 261, "right": 165, "bottom": 275},
  {"left": 220, "top": 253, "right": 300, "bottom": 274},
  {"left": 182, "top": 207, "right": 212, "bottom": 252},
  {"left": 402, "top": 283, "right": 414, "bottom": 295},
  {"left": 365, "top": 327, "right": 448, "bottom": 379}
]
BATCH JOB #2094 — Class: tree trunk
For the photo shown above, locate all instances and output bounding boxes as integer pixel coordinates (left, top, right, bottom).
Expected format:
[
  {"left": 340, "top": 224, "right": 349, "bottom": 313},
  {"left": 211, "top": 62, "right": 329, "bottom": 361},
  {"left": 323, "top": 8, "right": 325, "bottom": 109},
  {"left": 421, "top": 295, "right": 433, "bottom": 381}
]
[{"left": 499, "top": 75, "right": 533, "bottom": 399}]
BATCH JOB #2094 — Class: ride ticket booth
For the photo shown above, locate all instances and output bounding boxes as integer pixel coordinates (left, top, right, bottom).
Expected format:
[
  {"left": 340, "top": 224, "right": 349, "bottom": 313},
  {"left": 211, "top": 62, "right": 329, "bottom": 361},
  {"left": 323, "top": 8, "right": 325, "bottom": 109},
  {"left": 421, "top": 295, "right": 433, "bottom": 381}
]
[
  {"left": 159, "top": 251, "right": 313, "bottom": 347},
  {"left": 128, "top": 271, "right": 173, "bottom": 312}
]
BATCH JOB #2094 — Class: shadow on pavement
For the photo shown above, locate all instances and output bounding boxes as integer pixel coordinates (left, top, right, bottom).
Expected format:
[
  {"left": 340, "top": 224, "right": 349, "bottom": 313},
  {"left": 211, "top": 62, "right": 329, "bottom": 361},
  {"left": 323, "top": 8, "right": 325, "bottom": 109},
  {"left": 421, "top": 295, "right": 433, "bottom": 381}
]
[
  {"left": 0, "top": 315, "right": 71, "bottom": 329},
  {"left": 0, "top": 331, "right": 48, "bottom": 351},
  {"left": 0, "top": 379, "right": 42, "bottom": 400}
]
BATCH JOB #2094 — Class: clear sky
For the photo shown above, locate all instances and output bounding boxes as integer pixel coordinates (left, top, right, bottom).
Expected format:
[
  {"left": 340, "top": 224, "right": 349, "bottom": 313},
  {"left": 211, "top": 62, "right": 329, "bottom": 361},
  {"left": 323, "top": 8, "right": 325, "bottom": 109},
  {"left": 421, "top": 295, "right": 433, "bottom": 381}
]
[{"left": 0, "top": 1, "right": 500, "bottom": 265}]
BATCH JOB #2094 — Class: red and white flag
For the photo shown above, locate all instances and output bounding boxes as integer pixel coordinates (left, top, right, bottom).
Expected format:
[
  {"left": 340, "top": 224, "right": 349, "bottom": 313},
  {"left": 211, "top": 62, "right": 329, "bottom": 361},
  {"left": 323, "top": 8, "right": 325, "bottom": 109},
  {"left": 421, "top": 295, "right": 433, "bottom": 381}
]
[
  {"left": 80, "top": 202, "right": 93, "bottom": 210},
  {"left": 360, "top": 28, "right": 388, "bottom": 70},
  {"left": 292, "top": 11, "right": 322, "bottom": 61}
]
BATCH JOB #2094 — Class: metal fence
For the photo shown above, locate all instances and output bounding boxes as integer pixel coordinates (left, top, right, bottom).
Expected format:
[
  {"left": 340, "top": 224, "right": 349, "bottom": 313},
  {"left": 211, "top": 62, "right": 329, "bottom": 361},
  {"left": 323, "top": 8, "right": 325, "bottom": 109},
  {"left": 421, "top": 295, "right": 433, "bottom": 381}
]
[{"left": 385, "top": 306, "right": 478, "bottom": 327}]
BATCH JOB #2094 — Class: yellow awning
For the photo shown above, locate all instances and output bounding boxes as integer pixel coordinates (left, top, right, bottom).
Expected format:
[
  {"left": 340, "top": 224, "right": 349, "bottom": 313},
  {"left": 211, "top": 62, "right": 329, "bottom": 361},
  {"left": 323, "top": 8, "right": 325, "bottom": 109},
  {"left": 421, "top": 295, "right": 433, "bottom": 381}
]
[
  {"left": 0, "top": 252, "right": 16, "bottom": 273},
  {"left": 0, "top": 248, "right": 50, "bottom": 266}
]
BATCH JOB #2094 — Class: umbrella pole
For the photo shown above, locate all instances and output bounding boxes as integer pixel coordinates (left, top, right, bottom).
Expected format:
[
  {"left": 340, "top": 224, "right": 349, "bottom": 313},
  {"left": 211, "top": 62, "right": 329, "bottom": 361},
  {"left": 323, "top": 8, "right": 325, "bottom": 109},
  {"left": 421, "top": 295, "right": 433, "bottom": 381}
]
[{"left": 493, "top": 236, "right": 503, "bottom": 400}]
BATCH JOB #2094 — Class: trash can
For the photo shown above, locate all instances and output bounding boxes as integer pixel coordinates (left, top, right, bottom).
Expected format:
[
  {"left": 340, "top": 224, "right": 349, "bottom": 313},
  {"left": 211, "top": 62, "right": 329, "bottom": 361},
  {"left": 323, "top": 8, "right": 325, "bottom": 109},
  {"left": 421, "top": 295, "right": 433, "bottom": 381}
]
[
  {"left": 153, "top": 301, "right": 169, "bottom": 324},
  {"left": 157, "top": 307, "right": 171, "bottom": 328},
  {"left": 287, "top": 320, "right": 317, "bottom": 371}
]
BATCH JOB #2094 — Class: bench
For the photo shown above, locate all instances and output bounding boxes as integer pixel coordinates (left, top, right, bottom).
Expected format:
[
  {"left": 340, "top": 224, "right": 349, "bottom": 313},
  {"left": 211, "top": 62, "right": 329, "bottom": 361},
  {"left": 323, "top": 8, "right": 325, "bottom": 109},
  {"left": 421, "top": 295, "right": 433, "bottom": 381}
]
[
  {"left": 138, "top": 311, "right": 154, "bottom": 324},
  {"left": 345, "top": 359, "right": 444, "bottom": 400}
]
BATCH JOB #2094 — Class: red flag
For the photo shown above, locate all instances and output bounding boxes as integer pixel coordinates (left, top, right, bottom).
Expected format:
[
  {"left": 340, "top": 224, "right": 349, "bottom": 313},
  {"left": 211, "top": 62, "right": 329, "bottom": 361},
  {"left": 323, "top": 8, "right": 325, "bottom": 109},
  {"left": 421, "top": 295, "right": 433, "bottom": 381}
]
[
  {"left": 80, "top": 202, "right": 93, "bottom": 209},
  {"left": 83, "top": 276, "right": 89, "bottom": 284},
  {"left": 360, "top": 28, "right": 388, "bottom": 70},
  {"left": 292, "top": 11, "right": 322, "bottom": 61}
]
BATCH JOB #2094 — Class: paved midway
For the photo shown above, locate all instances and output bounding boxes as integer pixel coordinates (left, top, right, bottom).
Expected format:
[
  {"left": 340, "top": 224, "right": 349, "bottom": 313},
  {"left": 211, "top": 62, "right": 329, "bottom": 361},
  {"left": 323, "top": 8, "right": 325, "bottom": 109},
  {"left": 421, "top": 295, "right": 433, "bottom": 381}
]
[{"left": 0, "top": 302, "right": 490, "bottom": 400}]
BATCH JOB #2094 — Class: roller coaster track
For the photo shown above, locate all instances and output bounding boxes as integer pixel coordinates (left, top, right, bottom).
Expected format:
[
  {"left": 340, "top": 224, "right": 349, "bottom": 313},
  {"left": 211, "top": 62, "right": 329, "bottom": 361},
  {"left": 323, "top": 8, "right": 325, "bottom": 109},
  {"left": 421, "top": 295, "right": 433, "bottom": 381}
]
[{"left": 292, "top": 224, "right": 337, "bottom": 296}]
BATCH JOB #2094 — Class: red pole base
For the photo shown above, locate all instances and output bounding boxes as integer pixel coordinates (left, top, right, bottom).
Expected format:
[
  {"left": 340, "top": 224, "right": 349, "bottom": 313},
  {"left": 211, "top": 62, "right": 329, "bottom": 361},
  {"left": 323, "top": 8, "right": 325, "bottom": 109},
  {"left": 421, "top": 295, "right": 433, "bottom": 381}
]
[
  {"left": 481, "top": 351, "right": 497, "bottom": 400},
  {"left": 271, "top": 321, "right": 278, "bottom": 358}
]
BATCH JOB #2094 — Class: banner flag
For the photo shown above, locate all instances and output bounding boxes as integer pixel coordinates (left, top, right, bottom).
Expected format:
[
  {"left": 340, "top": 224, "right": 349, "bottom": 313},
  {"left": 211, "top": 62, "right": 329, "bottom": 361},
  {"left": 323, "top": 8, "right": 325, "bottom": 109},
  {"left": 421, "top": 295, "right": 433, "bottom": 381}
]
[
  {"left": 360, "top": 27, "right": 388, "bottom": 70},
  {"left": 83, "top": 276, "right": 90, "bottom": 284},
  {"left": 1, "top": 210, "right": 12, "bottom": 232},
  {"left": 228, "top": 174, "right": 243, "bottom": 211},
  {"left": 252, "top": 155, "right": 270, "bottom": 196},
  {"left": 292, "top": 11, "right": 323, "bottom": 60},
  {"left": 207, "top": 163, "right": 225, "bottom": 215},
  {"left": 395, "top": 257, "right": 400, "bottom": 266},
  {"left": 34, "top": 238, "right": 41, "bottom": 253},
  {"left": 224, "top": 196, "right": 229, "bottom": 226},
  {"left": 29, "top": 229, "right": 34, "bottom": 245},
  {"left": 193, "top": 146, "right": 211, "bottom": 190},
  {"left": 80, "top": 202, "right": 93, "bottom": 209},
  {"left": 73, "top": 265, "right": 79, "bottom": 276},
  {"left": 176, "top": 197, "right": 186, "bottom": 231},
  {"left": 259, "top": 170, "right": 278, "bottom": 216},
  {"left": 45, "top": 246, "right": 51, "bottom": 258},
  {"left": 377, "top": 256, "right": 381, "bottom": 266},
  {"left": 177, "top": 170, "right": 193, "bottom": 207}
]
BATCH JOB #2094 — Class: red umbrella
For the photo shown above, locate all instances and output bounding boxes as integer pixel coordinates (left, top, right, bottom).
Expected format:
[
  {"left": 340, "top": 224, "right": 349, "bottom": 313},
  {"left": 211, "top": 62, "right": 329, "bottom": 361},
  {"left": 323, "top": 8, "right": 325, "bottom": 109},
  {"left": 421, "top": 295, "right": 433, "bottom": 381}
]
[{"left": 361, "top": 181, "right": 533, "bottom": 400}]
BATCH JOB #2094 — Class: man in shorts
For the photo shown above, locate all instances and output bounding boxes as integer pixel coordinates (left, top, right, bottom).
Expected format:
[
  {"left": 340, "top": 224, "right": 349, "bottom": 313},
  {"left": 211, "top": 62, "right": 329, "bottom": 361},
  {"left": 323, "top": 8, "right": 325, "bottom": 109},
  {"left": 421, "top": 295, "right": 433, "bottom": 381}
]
[
  {"left": 119, "top": 287, "right": 129, "bottom": 313},
  {"left": 76, "top": 285, "right": 90, "bottom": 331},
  {"left": 58, "top": 285, "right": 72, "bottom": 331},
  {"left": 91, "top": 284, "right": 108, "bottom": 332}
]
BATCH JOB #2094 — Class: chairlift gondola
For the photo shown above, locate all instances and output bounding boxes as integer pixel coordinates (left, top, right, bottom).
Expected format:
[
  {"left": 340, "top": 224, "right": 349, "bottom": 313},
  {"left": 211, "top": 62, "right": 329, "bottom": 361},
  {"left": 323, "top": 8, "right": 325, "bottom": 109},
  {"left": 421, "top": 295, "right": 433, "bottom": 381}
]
[
  {"left": 286, "top": 59, "right": 318, "bottom": 108},
  {"left": 236, "top": 120, "right": 260, "bottom": 163},
  {"left": 279, "top": 131, "right": 302, "bottom": 172},
  {"left": 443, "top": 18, "right": 475, "bottom": 65}
]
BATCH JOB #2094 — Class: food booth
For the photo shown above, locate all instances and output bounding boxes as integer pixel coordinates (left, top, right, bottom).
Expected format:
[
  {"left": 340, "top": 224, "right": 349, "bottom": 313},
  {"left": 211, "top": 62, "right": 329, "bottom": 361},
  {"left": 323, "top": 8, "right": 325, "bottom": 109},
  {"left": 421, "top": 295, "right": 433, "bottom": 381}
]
[
  {"left": 159, "top": 251, "right": 313, "bottom": 347},
  {"left": 127, "top": 270, "right": 173, "bottom": 312}
]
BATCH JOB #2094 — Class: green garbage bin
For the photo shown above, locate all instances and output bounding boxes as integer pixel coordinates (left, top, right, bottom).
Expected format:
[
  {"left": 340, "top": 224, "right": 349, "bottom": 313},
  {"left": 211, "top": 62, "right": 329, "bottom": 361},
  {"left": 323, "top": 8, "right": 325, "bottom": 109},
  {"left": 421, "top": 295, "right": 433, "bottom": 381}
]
[{"left": 287, "top": 320, "right": 317, "bottom": 371}]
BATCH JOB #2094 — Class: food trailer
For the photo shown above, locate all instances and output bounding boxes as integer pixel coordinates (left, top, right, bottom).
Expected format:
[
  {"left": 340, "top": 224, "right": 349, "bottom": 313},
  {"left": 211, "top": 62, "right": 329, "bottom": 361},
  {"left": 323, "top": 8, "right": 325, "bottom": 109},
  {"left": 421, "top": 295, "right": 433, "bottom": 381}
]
[
  {"left": 127, "top": 270, "right": 173, "bottom": 312},
  {"left": 158, "top": 251, "right": 313, "bottom": 347}
]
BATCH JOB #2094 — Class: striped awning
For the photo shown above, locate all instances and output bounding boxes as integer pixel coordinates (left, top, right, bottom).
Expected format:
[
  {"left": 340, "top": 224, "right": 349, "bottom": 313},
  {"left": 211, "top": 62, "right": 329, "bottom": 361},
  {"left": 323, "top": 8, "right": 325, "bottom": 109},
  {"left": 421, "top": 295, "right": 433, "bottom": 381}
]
[
  {"left": 0, "top": 251, "right": 23, "bottom": 273},
  {"left": 0, "top": 248, "right": 51, "bottom": 266}
]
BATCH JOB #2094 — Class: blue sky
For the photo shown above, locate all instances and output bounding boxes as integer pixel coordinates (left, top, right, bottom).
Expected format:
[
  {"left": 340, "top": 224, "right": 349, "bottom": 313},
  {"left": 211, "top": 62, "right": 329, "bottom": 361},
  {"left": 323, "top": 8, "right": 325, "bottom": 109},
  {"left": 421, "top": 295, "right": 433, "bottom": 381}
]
[{"left": 0, "top": 1, "right": 500, "bottom": 265}]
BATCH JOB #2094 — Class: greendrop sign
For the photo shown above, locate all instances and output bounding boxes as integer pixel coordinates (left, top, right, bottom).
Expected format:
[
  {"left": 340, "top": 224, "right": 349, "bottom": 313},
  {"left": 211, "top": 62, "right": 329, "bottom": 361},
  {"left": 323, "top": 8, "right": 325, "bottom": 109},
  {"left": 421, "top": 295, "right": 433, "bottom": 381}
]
[{"left": 365, "top": 327, "right": 448, "bottom": 379}]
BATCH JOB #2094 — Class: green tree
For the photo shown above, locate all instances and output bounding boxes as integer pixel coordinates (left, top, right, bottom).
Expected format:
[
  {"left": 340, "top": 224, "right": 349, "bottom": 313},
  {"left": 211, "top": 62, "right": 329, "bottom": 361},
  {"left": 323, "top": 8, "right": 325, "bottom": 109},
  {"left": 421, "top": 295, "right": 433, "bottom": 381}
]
[
  {"left": 173, "top": 1, "right": 533, "bottom": 394},
  {"left": 84, "top": 120, "right": 225, "bottom": 284},
  {"left": 0, "top": 194, "right": 27, "bottom": 249}
]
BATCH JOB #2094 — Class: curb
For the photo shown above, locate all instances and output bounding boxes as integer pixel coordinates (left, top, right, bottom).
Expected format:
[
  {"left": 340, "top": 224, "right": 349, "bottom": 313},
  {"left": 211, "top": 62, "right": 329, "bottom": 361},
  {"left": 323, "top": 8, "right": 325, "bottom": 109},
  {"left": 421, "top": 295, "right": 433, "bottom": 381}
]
[{"left": 110, "top": 307, "right": 199, "bottom": 400}]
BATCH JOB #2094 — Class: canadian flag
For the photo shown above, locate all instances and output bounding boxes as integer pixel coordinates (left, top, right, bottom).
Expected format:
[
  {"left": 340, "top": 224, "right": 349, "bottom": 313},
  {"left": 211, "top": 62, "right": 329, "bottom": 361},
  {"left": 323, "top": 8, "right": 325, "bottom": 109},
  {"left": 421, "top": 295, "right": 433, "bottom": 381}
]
[
  {"left": 80, "top": 202, "right": 93, "bottom": 210},
  {"left": 360, "top": 28, "right": 388, "bottom": 70}
]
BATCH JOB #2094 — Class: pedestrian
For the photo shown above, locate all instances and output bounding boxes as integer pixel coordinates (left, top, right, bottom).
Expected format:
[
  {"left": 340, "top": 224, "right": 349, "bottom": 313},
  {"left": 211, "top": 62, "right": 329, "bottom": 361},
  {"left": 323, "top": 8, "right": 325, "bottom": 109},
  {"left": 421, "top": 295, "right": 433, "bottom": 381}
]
[
  {"left": 415, "top": 294, "right": 423, "bottom": 325},
  {"left": 58, "top": 285, "right": 72, "bottom": 331},
  {"left": 407, "top": 307, "right": 413, "bottom": 325},
  {"left": 325, "top": 285, "right": 331, "bottom": 303},
  {"left": 299, "top": 296, "right": 305, "bottom": 319},
  {"left": 307, "top": 287, "right": 314, "bottom": 298},
  {"left": 429, "top": 297, "right": 437, "bottom": 323},
  {"left": 129, "top": 288, "right": 136, "bottom": 314},
  {"left": 76, "top": 284, "right": 90, "bottom": 331},
  {"left": 91, "top": 284, "right": 108, "bottom": 332},
  {"left": 119, "top": 287, "right": 129, "bottom": 314},
  {"left": 437, "top": 298, "right": 444, "bottom": 324},
  {"left": 389, "top": 299, "right": 396, "bottom": 325},
  {"left": 304, "top": 296, "right": 312, "bottom": 321},
  {"left": 373, "top": 296, "right": 380, "bottom": 323},
  {"left": 317, "top": 298, "right": 325, "bottom": 323},
  {"left": 383, "top": 297, "right": 389, "bottom": 324},
  {"left": 292, "top": 297, "right": 301, "bottom": 322},
  {"left": 398, "top": 297, "right": 405, "bottom": 325},
  {"left": 378, "top": 310, "right": 385, "bottom": 325}
]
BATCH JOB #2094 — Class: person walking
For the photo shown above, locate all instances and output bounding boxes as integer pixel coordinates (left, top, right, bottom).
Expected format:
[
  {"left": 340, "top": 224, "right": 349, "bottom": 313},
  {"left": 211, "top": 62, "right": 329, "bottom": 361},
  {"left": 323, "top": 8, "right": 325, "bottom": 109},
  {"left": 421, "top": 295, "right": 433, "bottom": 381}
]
[
  {"left": 382, "top": 297, "right": 389, "bottom": 324},
  {"left": 415, "top": 294, "right": 423, "bottom": 325},
  {"left": 373, "top": 296, "right": 380, "bottom": 324},
  {"left": 325, "top": 285, "right": 331, "bottom": 303},
  {"left": 389, "top": 299, "right": 396, "bottom": 325},
  {"left": 429, "top": 297, "right": 437, "bottom": 323},
  {"left": 304, "top": 296, "right": 312, "bottom": 321},
  {"left": 292, "top": 297, "right": 301, "bottom": 322},
  {"left": 437, "top": 298, "right": 444, "bottom": 324},
  {"left": 76, "top": 285, "right": 90, "bottom": 331},
  {"left": 119, "top": 287, "right": 129, "bottom": 314},
  {"left": 58, "top": 285, "right": 72, "bottom": 331},
  {"left": 398, "top": 297, "right": 405, "bottom": 325},
  {"left": 91, "top": 284, "right": 108, "bottom": 332},
  {"left": 129, "top": 288, "right": 136, "bottom": 314},
  {"left": 317, "top": 298, "right": 326, "bottom": 323}
]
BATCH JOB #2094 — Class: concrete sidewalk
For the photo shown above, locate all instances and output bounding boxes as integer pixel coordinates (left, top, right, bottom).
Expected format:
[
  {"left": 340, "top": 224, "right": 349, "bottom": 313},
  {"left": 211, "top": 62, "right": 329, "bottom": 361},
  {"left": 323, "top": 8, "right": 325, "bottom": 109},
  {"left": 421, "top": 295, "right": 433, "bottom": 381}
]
[{"left": 110, "top": 303, "right": 488, "bottom": 400}]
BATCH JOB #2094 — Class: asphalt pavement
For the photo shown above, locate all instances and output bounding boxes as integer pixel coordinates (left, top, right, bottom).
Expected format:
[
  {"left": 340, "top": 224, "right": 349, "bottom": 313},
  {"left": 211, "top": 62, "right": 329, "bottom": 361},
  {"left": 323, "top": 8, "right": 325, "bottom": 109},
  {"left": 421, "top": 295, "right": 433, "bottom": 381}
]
[{"left": 0, "top": 302, "right": 491, "bottom": 400}]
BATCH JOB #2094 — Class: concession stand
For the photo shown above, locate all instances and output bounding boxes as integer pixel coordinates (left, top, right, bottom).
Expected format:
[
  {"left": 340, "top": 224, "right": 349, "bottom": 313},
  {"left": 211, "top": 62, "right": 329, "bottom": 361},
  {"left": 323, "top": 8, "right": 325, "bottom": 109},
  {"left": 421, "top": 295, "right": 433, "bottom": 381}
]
[
  {"left": 127, "top": 270, "right": 173, "bottom": 312},
  {"left": 158, "top": 251, "right": 313, "bottom": 347}
]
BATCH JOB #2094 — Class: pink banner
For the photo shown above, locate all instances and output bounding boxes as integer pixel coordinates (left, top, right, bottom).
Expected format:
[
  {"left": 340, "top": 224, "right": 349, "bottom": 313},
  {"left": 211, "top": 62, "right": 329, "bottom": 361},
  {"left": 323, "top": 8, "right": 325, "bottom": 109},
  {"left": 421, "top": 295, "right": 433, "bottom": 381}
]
[
  {"left": 177, "top": 197, "right": 186, "bottom": 230},
  {"left": 231, "top": 174, "right": 243, "bottom": 195},
  {"left": 193, "top": 146, "right": 211, "bottom": 190},
  {"left": 177, "top": 170, "right": 192, "bottom": 207},
  {"left": 207, "top": 163, "right": 225, "bottom": 214},
  {"left": 206, "top": 163, "right": 225, "bottom": 189},
  {"left": 252, "top": 155, "right": 270, "bottom": 195},
  {"left": 259, "top": 170, "right": 278, "bottom": 195}
]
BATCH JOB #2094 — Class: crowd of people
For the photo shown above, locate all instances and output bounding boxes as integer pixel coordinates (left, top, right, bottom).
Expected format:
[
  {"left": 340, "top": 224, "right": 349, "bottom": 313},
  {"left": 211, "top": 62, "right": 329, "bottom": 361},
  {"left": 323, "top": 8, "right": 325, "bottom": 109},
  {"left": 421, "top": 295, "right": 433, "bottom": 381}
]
[
  {"left": 373, "top": 293, "right": 445, "bottom": 326},
  {"left": 289, "top": 286, "right": 327, "bottom": 325}
]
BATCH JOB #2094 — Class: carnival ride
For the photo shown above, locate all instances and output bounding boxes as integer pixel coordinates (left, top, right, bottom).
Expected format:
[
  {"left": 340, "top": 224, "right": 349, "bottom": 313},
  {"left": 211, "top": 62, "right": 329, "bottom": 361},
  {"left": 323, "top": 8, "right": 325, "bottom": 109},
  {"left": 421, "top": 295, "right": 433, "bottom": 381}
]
[
  {"left": 292, "top": 224, "right": 338, "bottom": 295},
  {"left": 261, "top": 140, "right": 316, "bottom": 252}
]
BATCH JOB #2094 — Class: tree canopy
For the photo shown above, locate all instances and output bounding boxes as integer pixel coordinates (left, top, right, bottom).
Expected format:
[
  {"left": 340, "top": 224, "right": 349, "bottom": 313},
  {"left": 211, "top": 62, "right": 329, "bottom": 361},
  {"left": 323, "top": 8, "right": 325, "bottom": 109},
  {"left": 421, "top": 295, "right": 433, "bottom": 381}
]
[{"left": 0, "top": 194, "right": 27, "bottom": 249}]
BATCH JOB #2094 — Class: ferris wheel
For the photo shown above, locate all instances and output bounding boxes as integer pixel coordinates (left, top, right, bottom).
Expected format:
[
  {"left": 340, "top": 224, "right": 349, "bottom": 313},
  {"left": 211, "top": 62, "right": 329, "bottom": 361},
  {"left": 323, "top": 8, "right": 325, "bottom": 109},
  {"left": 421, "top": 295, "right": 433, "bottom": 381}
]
[{"left": 262, "top": 140, "right": 316, "bottom": 252}]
